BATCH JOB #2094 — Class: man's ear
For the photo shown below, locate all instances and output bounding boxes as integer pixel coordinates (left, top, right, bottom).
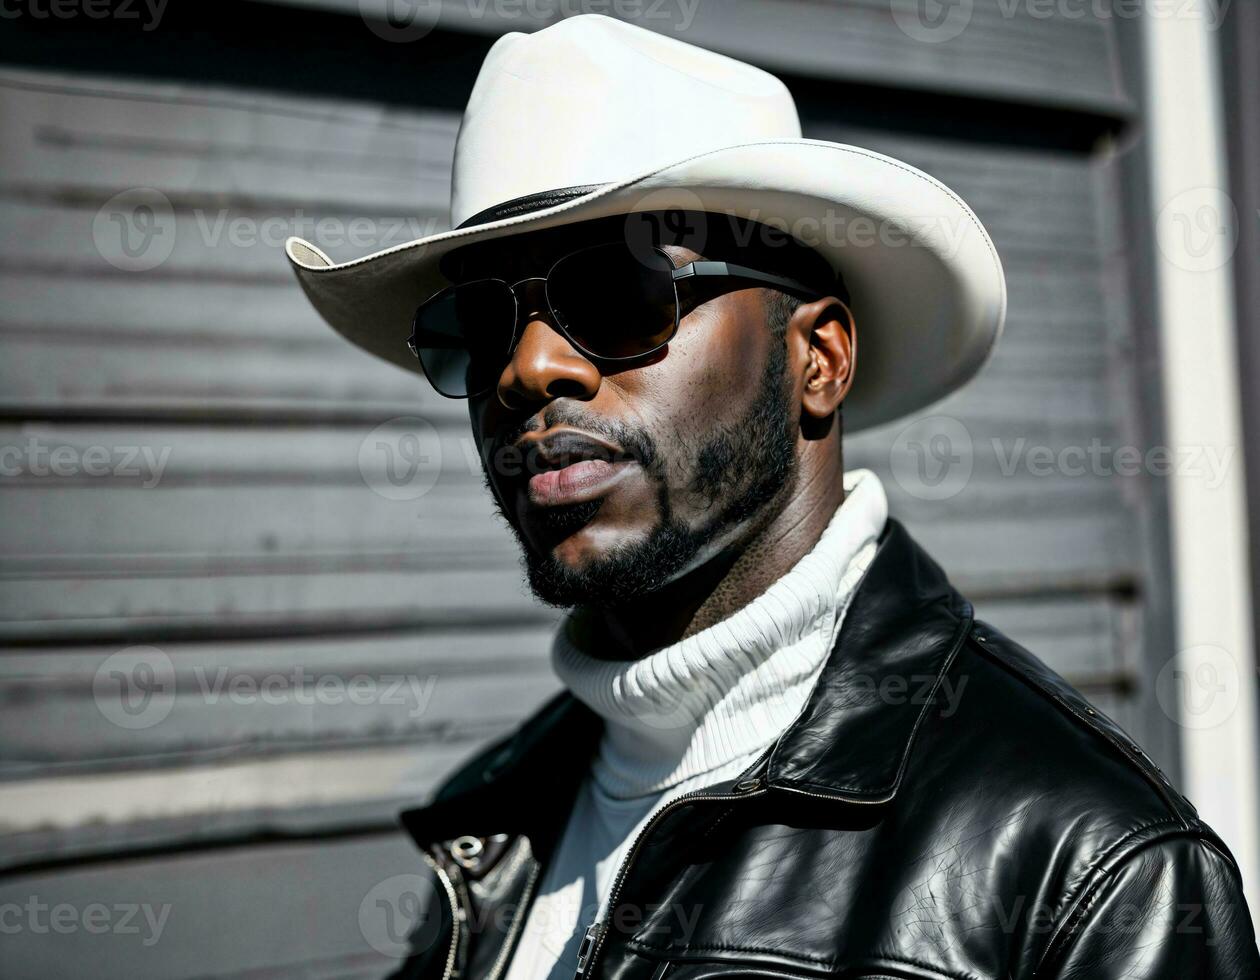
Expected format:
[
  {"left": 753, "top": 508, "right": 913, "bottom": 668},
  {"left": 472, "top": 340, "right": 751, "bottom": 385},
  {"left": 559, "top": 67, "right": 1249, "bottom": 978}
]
[{"left": 793, "top": 296, "right": 856, "bottom": 419}]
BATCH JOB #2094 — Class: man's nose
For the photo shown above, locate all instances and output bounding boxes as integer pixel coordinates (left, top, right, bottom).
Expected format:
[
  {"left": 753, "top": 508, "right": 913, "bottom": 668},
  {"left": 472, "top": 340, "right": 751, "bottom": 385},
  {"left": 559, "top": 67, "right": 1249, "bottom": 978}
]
[{"left": 496, "top": 280, "right": 602, "bottom": 410}]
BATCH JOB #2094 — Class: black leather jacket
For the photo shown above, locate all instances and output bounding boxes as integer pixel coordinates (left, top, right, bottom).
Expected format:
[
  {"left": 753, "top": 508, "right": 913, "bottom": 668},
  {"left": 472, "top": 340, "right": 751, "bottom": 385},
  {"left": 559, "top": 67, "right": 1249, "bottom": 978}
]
[{"left": 394, "top": 520, "right": 1260, "bottom": 980}]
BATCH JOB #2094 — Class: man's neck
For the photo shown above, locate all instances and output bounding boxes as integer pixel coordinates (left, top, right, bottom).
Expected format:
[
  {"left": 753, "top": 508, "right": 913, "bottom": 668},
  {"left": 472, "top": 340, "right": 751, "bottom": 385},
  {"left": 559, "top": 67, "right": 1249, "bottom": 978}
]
[{"left": 592, "top": 450, "right": 848, "bottom": 659}]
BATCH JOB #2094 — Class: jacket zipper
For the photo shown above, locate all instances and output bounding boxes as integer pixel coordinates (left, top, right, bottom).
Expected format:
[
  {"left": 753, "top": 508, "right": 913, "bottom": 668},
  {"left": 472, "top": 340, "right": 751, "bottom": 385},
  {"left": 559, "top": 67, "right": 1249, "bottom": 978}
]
[
  {"left": 573, "top": 778, "right": 769, "bottom": 980},
  {"left": 421, "top": 850, "right": 464, "bottom": 980}
]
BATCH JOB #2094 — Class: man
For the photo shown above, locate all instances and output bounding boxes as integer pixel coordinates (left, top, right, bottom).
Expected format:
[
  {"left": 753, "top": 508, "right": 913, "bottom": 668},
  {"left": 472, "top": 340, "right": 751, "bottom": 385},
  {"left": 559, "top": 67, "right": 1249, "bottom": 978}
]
[{"left": 286, "top": 14, "right": 1259, "bottom": 980}]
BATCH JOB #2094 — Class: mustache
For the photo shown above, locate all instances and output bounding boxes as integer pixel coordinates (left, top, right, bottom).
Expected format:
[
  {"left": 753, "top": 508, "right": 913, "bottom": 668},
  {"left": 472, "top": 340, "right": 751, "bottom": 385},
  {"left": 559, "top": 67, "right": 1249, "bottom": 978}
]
[{"left": 499, "top": 403, "right": 660, "bottom": 473}]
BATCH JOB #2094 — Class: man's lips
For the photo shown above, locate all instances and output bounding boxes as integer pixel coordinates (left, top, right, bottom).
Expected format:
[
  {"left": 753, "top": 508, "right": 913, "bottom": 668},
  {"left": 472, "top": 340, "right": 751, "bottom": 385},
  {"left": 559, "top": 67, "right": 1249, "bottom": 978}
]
[
  {"left": 526, "top": 457, "right": 636, "bottom": 507},
  {"left": 510, "top": 427, "right": 639, "bottom": 508}
]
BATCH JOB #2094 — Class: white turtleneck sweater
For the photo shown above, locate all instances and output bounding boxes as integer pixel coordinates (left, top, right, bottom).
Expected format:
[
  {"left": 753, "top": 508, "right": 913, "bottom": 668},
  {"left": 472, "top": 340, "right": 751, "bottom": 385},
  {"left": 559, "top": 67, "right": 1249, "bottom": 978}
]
[{"left": 504, "top": 470, "right": 889, "bottom": 980}]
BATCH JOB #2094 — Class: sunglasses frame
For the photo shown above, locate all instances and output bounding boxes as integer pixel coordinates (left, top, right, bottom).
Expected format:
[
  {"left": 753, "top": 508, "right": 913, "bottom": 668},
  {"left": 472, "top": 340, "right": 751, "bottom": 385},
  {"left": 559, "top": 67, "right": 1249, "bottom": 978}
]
[{"left": 407, "top": 240, "right": 829, "bottom": 399}]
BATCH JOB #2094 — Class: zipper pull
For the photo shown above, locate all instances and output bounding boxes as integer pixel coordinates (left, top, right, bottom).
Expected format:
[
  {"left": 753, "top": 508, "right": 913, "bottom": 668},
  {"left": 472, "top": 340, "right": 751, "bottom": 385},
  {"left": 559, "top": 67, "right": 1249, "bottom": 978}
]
[{"left": 573, "top": 920, "right": 603, "bottom": 979}]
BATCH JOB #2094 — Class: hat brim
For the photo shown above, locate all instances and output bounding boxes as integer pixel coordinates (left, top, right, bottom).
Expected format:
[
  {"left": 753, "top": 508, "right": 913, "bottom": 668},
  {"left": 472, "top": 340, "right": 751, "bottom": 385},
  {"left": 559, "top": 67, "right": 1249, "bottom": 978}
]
[{"left": 284, "top": 138, "right": 1006, "bottom": 432}]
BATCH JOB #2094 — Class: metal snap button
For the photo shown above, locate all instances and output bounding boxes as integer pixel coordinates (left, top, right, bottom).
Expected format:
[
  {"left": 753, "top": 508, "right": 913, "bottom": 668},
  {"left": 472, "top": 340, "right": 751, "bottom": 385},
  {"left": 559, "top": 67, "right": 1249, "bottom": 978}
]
[{"left": 450, "top": 835, "right": 484, "bottom": 867}]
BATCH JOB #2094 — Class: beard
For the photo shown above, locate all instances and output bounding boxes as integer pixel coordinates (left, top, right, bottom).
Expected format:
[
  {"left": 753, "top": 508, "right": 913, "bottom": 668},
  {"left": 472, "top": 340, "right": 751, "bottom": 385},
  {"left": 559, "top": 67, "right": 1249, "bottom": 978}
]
[{"left": 490, "top": 338, "right": 799, "bottom": 609}]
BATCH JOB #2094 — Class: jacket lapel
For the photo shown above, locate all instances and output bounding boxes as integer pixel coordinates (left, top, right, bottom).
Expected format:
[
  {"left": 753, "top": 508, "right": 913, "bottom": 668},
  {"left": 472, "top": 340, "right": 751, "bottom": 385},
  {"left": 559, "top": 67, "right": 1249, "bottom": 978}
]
[{"left": 766, "top": 519, "right": 973, "bottom": 803}]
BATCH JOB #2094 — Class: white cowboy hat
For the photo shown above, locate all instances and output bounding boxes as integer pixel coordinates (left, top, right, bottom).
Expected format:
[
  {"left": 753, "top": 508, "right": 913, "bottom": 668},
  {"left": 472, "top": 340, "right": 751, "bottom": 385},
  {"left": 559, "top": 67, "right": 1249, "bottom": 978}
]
[{"left": 285, "top": 14, "right": 1005, "bottom": 432}]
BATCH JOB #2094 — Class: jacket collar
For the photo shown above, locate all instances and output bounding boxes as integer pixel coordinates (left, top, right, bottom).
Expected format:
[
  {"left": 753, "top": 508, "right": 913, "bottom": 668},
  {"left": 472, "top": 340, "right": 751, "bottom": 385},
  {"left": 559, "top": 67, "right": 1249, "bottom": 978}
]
[
  {"left": 765, "top": 518, "right": 973, "bottom": 803},
  {"left": 400, "top": 519, "right": 972, "bottom": 848}
]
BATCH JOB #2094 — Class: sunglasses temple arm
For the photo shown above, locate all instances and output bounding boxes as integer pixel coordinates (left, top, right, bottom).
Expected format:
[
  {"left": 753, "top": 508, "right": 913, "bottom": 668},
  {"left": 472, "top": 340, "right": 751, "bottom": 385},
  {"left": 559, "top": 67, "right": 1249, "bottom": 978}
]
[{"left": 674, "top": 261, "right": 845, "bottom": 304}]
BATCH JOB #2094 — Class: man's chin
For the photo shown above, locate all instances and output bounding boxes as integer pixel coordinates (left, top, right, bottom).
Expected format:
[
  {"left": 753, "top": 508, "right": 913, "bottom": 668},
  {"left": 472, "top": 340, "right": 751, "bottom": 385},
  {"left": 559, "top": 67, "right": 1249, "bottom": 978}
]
[
  {"left": 520, "top": 516, "right": 704, "bottom": 609},
  {"left": 516, "top": 498, "right": 603, "bottom": 551}
]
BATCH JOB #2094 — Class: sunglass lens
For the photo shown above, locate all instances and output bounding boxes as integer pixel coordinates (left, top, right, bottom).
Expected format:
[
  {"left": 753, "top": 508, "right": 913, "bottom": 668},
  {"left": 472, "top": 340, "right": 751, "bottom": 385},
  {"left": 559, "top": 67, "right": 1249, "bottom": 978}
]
[
  {"left": 547, "top": 244, "right": 678, "bottom": 359},
  {"left": 411, "top": 280, "right": 515, "bottom": 397}
]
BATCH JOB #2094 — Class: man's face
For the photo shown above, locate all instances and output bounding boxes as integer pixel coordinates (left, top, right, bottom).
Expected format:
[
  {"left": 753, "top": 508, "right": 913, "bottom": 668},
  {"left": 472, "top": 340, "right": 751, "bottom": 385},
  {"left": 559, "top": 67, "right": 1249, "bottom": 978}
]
[{"left": 463, "top": 220, "right": 802, "bottom": 609}]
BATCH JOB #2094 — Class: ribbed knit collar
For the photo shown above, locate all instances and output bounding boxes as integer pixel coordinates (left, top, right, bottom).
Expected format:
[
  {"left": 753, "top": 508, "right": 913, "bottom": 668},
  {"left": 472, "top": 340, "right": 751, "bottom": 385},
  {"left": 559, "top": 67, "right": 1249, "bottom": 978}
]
[{"left": 551, "top": 469, "right": 889, "bottom": 799}]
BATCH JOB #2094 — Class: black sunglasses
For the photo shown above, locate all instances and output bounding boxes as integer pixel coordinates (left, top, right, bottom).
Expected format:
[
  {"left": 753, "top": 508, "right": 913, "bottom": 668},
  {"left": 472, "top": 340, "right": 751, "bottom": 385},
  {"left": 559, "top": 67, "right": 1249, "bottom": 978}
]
[{"left": 407, "top": 240, "right": 827, "bottom": 398}]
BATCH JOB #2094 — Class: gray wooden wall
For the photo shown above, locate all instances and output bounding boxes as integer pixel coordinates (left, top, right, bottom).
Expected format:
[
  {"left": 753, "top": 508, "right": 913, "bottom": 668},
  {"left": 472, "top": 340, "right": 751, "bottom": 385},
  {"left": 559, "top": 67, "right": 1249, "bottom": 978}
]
[{"left": 0, "top": 3, "right": 1177, "bottom": 976}]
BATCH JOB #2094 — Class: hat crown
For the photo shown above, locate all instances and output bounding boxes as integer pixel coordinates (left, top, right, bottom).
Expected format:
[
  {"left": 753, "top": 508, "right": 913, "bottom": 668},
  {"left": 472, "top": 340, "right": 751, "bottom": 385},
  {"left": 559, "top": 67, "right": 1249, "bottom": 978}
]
[{"left": 449, "top": 15, "right": 801, "bottom": 228}]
